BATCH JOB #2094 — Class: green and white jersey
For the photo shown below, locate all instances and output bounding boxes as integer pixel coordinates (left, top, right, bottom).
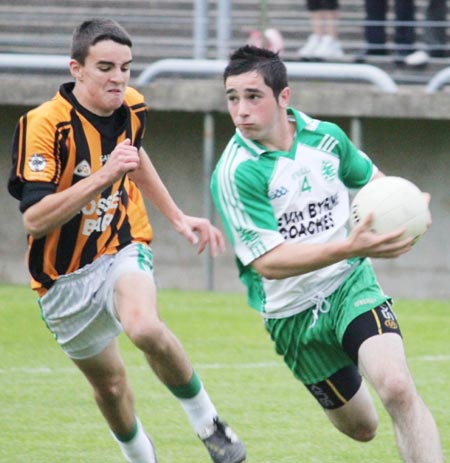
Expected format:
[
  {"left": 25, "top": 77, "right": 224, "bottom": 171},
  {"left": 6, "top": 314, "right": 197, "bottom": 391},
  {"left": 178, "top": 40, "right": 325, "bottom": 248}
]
[{"left": 211, "top": 108, "right": 378, "bottom": 318}]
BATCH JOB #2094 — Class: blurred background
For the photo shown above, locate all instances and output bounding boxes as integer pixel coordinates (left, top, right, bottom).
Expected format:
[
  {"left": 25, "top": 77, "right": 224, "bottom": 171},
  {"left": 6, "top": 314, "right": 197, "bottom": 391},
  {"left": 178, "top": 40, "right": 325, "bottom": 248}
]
[{"left": 0, "top": 0, "right": 449, "bottom": 299}]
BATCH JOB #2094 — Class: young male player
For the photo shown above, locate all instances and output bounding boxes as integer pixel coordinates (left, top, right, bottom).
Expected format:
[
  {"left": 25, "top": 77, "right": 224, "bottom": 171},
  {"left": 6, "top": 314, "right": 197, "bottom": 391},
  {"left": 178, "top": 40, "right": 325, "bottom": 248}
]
[
  {"left": 7, "top": 18, "right": 246, "bottom": 463},
  {"left": 211, "top": 45, "right": 443, "bottom": 462}
]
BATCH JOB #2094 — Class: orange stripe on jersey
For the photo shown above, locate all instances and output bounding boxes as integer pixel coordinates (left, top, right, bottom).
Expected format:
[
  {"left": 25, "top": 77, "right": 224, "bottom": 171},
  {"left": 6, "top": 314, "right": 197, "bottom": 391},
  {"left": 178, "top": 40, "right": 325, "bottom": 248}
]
[{"left": 9, "top": 83, "right": 153, "bottom": 294}]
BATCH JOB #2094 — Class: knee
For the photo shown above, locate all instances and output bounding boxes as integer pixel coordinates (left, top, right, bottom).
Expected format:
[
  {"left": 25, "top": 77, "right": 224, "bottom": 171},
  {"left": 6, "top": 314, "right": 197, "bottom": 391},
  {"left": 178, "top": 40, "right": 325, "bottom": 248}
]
[
  {"left": 94, "top": 372, "right": 128, "bottom": 405},
  {"left": 335, "top": 416, "right": 378, "bottom": 442},
  {"left": 327, "top": 406, "right": 378, "bottom": 442},
  {"left": 346, "top": 422, "right": 378, "bottom": 442},
  {"left": 377, "top": 371, "right": 416, "bottom": 411},
  {"left": 127, "top": 319, "right": 172, "bottom": 355}
]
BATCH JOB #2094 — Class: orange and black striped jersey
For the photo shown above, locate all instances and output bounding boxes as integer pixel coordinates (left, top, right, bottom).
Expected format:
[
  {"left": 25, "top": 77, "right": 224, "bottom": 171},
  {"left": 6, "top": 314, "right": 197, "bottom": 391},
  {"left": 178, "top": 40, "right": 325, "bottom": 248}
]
[{"left": 8, "top": 82, "right": 153, "bottom": 295}]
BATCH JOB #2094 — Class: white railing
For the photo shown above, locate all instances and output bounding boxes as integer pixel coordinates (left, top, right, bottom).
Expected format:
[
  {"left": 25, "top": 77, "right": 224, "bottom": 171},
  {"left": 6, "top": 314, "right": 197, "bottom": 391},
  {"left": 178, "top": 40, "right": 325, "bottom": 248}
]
[
  {"left": 136, "top": 58, "right": 399, "bottom": 92},
  {"left": 0, "top": 53, "right": 69, "bottom": 70},
  {"left": 426, "top": 66, "right": 450, "bottom": 92},
  {"left": 5, "top": 53, "right": 450, "bottom": 92}
]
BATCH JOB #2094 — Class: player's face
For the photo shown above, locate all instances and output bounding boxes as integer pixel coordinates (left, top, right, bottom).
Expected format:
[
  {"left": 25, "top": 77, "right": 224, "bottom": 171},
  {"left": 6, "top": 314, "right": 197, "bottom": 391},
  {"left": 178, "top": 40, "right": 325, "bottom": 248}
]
[
  {"left": 225, "top": 71, "right": 289, "bottom": 146},
  {"left": 70, "top": 40, "right": 132, "bottom": 116}
]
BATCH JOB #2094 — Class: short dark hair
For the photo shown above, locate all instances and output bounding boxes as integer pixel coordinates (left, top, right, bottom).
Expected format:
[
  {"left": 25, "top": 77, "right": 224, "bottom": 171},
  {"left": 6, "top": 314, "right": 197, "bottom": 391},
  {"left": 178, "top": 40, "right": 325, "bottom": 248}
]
[
  {"left": 70, "top": 18, "right": 132, "bottom": 64},
  {"left": 223, "top": 45, "right": 288, "bottom": 99}
]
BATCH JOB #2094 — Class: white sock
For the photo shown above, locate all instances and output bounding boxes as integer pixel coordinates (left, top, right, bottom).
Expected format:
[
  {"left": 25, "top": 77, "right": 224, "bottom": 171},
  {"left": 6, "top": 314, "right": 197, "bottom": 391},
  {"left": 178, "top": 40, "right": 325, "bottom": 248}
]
[
  {"left": 111, "top": 417, "right": 157, "bottom": 463},
  {"left": 178, "top": 386, "right": 218, "bottom": 439}
]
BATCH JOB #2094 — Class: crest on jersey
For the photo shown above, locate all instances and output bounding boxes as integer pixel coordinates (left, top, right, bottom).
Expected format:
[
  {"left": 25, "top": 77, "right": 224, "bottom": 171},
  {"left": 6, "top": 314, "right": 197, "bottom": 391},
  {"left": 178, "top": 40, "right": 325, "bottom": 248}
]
[
  {"left": 74, "top": 160, "right": 92, "bottom": 177},
  {"left": 321, "top": 161, "right": 337, "bottom": 182},
  {"left": 28, "top": 153, "right": 46, "bottom": 172}
]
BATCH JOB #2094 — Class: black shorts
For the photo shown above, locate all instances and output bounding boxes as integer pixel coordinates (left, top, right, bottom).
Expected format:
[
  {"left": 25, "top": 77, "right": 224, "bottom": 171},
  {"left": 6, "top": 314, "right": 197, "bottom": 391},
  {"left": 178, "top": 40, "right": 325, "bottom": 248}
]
[
  {"left": 305, "top": 302, "right": 401, "bottom": 409},
  {"left": 307, "top": 0, "right": 339, "bottom": 12}
]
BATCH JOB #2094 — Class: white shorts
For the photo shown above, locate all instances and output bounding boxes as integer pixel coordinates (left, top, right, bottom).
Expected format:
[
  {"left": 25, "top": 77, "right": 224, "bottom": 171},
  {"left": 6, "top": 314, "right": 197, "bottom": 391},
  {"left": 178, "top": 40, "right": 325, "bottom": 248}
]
[{"left": 39, "top": 242, "right": 154, "bottom": 360}]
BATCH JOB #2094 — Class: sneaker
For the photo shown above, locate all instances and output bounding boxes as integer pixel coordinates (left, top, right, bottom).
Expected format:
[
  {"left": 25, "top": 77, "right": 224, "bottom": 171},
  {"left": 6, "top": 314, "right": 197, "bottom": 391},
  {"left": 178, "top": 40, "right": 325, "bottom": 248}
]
[
  {"left": 404, "top": 50, "right": 430, "bottom": 67},
  {"left": 200, "top": 417, "right": 246, "bottom": 463},
  {"left": 313, "top": 35, "right": 344, "bottom": 60},
  {"left": 298, "top": 34, "right": 322, "bottom": 60}
]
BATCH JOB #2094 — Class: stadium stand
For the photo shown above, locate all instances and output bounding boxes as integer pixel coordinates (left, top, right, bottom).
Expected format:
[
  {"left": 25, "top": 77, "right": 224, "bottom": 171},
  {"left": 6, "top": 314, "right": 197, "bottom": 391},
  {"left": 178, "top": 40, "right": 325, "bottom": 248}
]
[{"left": 0, "top": 0, "right": 448, "bottom": 84}]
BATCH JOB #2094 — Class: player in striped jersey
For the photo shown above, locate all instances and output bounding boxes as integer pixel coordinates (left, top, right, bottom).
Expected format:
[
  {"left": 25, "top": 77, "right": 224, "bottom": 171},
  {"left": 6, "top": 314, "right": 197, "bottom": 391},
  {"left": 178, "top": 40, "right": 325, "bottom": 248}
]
[
  {"left": 7, "top": 19, "right": 246, "bottom": 463},
  {"left": 211, "top": 45, "right": 442, "bottom": 462}
]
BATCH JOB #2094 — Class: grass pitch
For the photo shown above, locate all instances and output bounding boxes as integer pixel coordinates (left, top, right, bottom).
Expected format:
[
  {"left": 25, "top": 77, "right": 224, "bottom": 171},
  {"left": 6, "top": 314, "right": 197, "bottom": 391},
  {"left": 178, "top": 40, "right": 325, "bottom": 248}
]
[{"left": 0, "top": 284, "right": 448, "bottom": 462}]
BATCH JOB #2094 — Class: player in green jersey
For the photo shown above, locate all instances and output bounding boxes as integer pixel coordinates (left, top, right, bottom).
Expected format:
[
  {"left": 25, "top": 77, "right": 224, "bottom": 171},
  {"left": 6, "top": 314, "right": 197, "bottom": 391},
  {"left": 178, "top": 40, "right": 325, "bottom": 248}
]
[{"left": 211, "top": 45, "right": 443, "bottom": 463}]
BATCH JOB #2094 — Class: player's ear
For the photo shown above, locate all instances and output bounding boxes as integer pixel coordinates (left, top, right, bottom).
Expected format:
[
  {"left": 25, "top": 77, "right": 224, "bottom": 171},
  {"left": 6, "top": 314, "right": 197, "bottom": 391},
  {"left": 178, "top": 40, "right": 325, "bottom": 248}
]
[
  {"left": 278, "top": 86, "right": 291, "bottom": 108},
  {"left": 69, "top": 59, "right": 84, "bottom": 81}
]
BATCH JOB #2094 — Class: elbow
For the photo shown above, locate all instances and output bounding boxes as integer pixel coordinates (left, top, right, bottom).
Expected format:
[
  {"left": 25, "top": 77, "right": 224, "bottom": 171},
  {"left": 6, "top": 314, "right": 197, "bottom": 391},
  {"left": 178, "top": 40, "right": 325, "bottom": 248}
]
[
  {"left": 251, "top": 246, "right": 291, "bottom": 280},
  {"left": 23, "top": 214, "right": 47, "bottom": 240},
  {"left": 252, "top": 260, "right": 284, "bottom": 280},
  {"left": 260, "top": 267, "right": 283, "bottom": 280},
  {"left": 25, "top": 227, "right": 46, "bottom": 241}
]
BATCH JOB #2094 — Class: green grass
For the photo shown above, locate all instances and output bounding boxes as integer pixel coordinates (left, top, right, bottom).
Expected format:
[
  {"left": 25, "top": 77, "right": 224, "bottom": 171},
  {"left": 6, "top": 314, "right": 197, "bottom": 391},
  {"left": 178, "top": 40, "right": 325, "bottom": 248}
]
[{"left": 0, "top": 284, "right": 448, "bottom": 463}]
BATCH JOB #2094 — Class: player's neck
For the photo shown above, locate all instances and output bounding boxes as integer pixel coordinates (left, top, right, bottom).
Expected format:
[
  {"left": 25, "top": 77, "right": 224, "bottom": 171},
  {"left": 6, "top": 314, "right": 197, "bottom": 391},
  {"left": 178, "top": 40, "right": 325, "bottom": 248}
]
[{"left": 264, "top": 119, "right": 296, "bottom": 152}]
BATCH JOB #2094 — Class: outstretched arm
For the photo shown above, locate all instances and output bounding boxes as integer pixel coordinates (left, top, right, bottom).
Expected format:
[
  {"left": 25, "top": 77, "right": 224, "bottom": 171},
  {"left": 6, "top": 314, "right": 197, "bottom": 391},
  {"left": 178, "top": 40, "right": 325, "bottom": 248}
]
[{"left": 129, "top": 147, "right": 225, "bottom": 256}]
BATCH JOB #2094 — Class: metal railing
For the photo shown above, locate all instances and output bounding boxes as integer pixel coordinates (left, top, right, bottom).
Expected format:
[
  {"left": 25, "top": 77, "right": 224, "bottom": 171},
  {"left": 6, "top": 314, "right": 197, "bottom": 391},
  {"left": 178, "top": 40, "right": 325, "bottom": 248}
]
[
  {"left": 426, "top": 66, "right": 450, "bottom": 92},
  {"left": 0, "top": 54, "right": 399, "bottom": 93},
  {"left": 136, "top": 58, "right": 399, "bottom": 92},
  {"left": 3, "top": 53, "right": 450, "bottom": 92},
  {"left": 0, "top": 53, "right": 69, "bottom": 70}
]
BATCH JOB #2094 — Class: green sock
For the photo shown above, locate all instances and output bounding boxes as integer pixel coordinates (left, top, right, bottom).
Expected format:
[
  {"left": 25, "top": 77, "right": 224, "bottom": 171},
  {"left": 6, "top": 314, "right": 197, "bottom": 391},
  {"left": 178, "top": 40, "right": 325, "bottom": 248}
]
[
  {"left": 114, "top": 418, "right": 138, "bottom": 443},
  {"left": 168, "top": 370, "right": 202, "bottom": 399},
  {"left": 169, "top": 371, "right": 218, "bottom": 436},
  {"left": 112, "top": 417, "right": 157, "bottom": 463}
]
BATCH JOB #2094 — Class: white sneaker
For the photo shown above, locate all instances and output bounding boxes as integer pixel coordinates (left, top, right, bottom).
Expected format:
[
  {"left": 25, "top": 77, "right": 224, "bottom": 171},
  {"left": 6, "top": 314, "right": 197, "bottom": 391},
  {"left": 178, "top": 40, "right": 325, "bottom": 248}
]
[
  {"left": 404, "top": 50, "right": 430, "bottom": 66},
  {"left": 313, "top": 35, "right": 344, "bottom": 60},
  {"left": 298, "top": 34, "right": 322, "bottom": 59}
]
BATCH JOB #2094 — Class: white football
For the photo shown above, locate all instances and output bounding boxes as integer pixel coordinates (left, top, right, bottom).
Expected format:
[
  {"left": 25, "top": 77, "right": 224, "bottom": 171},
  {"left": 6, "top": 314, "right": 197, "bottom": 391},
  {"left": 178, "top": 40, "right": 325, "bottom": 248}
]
[{"left": 350, "top": 176, "right": 430, "bottom": 242}]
